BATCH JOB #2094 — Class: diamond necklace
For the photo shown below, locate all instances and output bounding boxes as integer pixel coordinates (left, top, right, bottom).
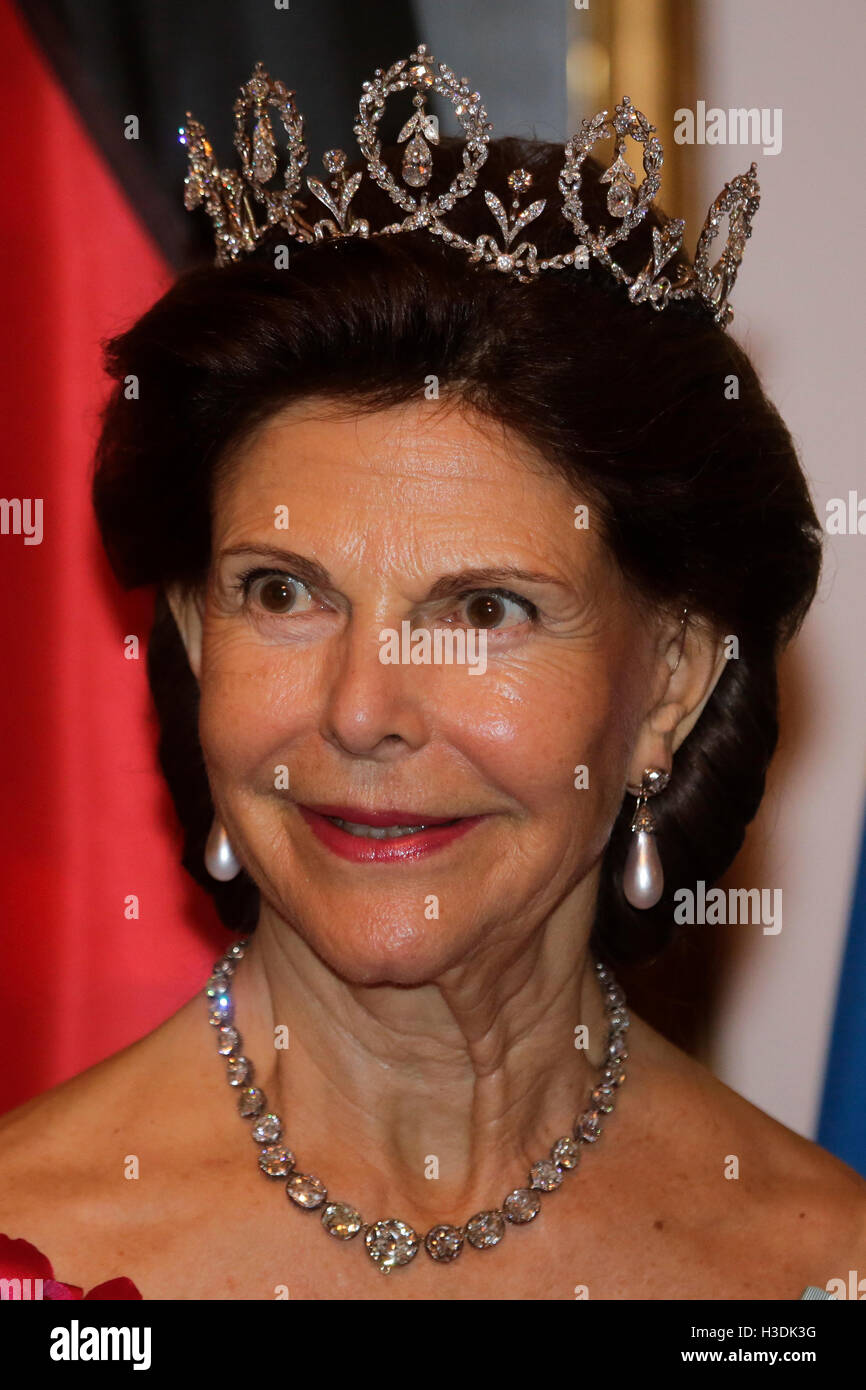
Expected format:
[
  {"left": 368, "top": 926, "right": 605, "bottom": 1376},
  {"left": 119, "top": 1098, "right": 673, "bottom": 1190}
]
[{"left": 205, "top": 938, "right": 629, "bottom": 1274}]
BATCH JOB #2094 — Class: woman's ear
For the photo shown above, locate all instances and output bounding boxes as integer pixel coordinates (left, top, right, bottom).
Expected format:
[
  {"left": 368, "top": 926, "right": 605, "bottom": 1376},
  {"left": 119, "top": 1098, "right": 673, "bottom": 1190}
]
[
  {"left": 666, "top": 618, "right": 729, "bottom": 751},
  {"left": 165, "top": 582, "right": 205, "bottom": 681},
  {"left": 627, "top": 613, "right": 728, "bottom": 793}
]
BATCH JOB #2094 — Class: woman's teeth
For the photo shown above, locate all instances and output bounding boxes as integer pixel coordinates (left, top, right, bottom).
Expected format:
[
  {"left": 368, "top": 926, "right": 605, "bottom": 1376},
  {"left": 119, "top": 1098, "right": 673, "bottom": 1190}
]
[{"left": 326, "top": 817, "right": 455, "bottom": 839}]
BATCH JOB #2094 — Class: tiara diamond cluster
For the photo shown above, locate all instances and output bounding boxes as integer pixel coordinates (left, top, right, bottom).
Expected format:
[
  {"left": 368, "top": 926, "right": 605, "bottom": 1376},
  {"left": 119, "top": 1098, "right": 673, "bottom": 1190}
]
[{"left": 179, "top": 44, "right": 760, "bottom": 327}]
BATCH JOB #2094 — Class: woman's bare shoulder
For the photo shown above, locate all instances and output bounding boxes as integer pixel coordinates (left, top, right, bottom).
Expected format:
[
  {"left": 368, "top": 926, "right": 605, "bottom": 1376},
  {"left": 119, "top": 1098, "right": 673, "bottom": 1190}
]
[
  {"left": 623, "top": 1012, "right": 866, "bottom": 1285},
  {"left": 0, "top": 997, "right": 244, "bottom": 1296},
  {"left": 0, "top": 1002, "right": 205, "bottom": 1232},
  {"left": 0, "top": 1038, "right": 147, "bottom": 1150}
]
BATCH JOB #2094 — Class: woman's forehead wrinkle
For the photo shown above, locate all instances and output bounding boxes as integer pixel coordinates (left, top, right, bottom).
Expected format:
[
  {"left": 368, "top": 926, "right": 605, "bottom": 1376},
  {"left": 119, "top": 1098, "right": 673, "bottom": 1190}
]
[
  {"left": 214, "top": 403, "right": 597, "bottom": 603},
  {"left": 243, "top": 398, "right": 543, "bottom": 489}
]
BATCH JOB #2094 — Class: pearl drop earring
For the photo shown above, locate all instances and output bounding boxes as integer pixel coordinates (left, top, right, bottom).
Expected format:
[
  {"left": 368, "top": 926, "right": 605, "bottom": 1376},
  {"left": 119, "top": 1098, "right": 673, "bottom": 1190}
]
[
  {"left": 622, "top": 767, "right": 670, "bottom": 909},
  {"left": 205, "top": 817, "right": 241, "bottom": 881}
]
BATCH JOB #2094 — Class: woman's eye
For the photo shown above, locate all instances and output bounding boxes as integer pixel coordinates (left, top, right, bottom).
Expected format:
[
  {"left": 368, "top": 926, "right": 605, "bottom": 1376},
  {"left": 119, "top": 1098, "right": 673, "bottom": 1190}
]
[
  {"left": 454, "top": 590, "right": 537, "bottom": 630},
  {"left": 239, "top": 570, "right": 315, "bottom": 615}
]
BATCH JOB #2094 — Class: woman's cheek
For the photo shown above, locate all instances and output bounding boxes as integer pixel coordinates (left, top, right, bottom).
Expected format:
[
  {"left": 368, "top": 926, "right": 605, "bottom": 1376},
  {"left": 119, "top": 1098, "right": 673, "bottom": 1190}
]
[{"left": 198, "top": 642, "right": 289, "bottom": 779}]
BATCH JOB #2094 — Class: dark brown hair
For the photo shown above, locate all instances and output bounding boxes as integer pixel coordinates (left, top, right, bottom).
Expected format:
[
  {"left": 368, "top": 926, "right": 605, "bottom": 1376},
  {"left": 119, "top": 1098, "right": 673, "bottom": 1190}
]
[{"left": 92, "top": 137, "right": 822, "bottom": 965}]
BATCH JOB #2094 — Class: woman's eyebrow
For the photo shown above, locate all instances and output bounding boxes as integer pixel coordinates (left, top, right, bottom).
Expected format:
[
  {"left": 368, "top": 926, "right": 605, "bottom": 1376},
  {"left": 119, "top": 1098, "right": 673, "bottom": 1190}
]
[
  {"left": 219, "top": 546, "right": 570, "bottom": 597},
  {"left": 425, "top": 566, "right": 572, "bottom": 599},
  {"left": 219, "top": 545, "right": 331, "bottom": 590}
]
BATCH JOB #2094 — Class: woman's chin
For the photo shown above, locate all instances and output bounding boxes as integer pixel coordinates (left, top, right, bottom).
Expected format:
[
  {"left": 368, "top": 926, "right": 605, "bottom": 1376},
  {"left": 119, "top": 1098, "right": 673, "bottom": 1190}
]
[{"left": 282, "top": 909, "right": 483, "bottom": 988}]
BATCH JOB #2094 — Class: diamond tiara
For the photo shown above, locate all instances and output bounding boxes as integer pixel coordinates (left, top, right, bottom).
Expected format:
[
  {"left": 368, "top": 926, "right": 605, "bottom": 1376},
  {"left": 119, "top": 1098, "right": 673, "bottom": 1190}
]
[{"left": 179, "top": 43, "right": 760, "bottom": 328}]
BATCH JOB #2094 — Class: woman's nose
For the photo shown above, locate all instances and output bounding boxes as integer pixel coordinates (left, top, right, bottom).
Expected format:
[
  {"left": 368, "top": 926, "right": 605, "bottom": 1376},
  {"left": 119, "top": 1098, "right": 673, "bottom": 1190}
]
[{"left": 319, "top": 615, "right": 432, "bottom": 758}]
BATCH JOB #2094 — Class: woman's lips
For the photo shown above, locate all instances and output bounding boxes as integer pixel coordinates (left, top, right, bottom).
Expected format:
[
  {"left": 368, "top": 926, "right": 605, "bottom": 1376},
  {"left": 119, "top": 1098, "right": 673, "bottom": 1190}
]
[{"left": 296, "top": 804, "right": 486, "bottom": 862}]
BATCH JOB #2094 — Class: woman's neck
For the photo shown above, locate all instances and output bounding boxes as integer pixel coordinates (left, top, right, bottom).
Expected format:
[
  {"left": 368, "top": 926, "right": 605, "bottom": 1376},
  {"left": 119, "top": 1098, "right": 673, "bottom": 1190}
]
[{"left": 226, "top": 888, "right": 611, "bottom": 1224}]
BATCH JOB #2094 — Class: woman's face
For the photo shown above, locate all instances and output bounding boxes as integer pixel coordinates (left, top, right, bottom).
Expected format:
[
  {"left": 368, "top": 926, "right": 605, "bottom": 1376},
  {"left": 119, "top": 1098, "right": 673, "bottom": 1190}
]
[{"left": 181, "top": 396, "right": 675, "bottom": 984}]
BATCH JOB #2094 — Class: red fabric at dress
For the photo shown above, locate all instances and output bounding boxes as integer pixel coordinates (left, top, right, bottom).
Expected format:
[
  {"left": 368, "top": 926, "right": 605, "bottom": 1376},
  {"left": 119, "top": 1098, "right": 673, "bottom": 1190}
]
[{"left": 0, "top": 1233, "right": 141, "bottom": 1300}]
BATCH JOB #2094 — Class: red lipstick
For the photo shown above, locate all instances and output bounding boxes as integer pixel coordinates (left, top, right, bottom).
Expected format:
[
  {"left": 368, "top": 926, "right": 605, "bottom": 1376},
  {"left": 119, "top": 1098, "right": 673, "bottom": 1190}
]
[{"left": 296, "top": 804, "right": 486, "bottom": 862}]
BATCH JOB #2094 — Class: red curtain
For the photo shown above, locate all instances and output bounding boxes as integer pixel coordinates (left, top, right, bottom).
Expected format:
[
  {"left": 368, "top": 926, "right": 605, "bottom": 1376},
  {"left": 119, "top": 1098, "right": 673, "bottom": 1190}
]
[{"left": 0, "top": 0, "right": 226, "bottom": 1114}]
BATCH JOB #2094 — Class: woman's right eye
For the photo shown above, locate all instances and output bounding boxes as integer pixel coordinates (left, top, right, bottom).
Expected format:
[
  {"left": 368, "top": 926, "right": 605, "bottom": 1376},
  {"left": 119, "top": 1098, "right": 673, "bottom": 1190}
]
[{"left": 237, "top": 569, "right": 316, "bottom": 615}]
